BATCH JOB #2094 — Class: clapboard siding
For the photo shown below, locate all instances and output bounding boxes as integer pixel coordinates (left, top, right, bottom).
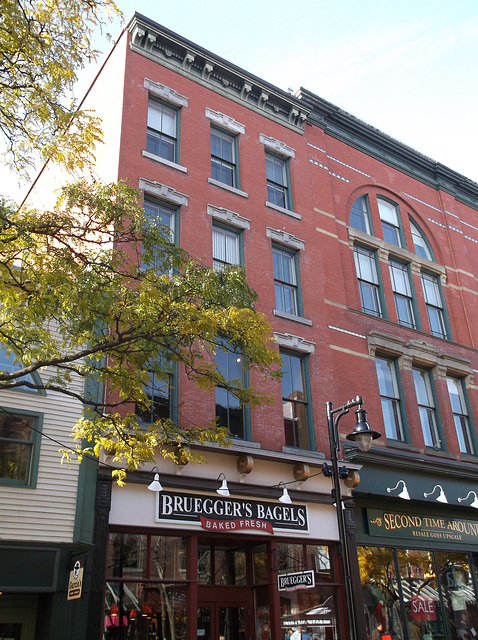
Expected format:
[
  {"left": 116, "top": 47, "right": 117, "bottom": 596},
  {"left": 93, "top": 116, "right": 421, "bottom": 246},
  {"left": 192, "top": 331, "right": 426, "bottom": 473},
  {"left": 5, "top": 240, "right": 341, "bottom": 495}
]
[{"left": 0, "top": 364, "right": 88, "bottom": 542}]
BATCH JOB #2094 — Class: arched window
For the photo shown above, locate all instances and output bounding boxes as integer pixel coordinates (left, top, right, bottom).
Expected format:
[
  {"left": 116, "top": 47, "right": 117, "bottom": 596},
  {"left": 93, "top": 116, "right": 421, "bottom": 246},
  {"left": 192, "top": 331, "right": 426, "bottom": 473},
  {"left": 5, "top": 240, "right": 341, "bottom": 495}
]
[{"left": 410, "top": 219, "right": 433, "bottom": 260}]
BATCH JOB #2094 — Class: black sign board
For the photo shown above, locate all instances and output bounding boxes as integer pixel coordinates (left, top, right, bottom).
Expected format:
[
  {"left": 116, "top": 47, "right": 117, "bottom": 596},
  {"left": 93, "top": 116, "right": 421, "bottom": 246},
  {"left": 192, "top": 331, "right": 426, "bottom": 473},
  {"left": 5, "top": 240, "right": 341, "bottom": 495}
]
[
  {"left": 157, "top": 491, "right": 308, "bottom": 532},
  {"left": 278, "top": 570, "right": 315, "bottom": 591}
]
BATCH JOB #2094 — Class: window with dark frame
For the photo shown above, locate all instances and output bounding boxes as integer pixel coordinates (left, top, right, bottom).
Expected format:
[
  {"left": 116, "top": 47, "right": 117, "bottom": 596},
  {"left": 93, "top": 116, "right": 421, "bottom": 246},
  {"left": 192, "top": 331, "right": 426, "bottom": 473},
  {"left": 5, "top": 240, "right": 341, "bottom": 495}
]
[
  {"left": 146, "top": 97, "right": 177, "bottom": 162},
  {"left": 421, "top": 271, "right": 447, "bottom": 339},
  {"left": 266, "top": 153, "right": 289, "bottom": 209},
  {"left": 378, "top": 197, "right": 402, "bottom": 247},
  {"left": 212, "top": 224, "right": 240, "bottom": 270},
  {"left": 273, "top": 246, "right": 298, "bottom": 316},
  {"left": 280, "top": 351, "right": 310, "bottom": 450},
  {"left": 215, "top": 340, "right": 244, "bottom": 438},
  {"left": 375, "top": 357, "right": 404, "bottom": 441},
  {"left": 412, "top": 368, "right": 441, "bottom": 449},
  {"left": 447, "top": 377, "right": 474, "bottom": 455},
  {"left": 0, "top": 412, "right": 39, "bottom": 484},
  {"left": 210, "top": 128, "right": 237, "bottom": 187},
  {"left": 353, "top": 245, "right": 382, "bottom": 317},
  {"left": 350, "top": 195, "right": 371, "bottom": 234},
  {"left": 389, "top": 259, "right": 415, "bottom": 328}
]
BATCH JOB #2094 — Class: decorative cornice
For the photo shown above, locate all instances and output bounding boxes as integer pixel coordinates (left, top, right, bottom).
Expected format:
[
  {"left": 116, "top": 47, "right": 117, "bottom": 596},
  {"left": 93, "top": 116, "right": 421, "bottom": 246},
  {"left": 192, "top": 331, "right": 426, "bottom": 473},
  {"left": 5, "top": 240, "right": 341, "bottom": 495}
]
[
  {"left": 205, "top": 108, "right": 245, "bottom": 135},
  {"left": 273, "top": 332, "right": 315, "bottom": 353},
  {"left": 266, "top": 227, "right": 304, "bottom": 250},
  {"left": 206, "top": 204, "right": 250, "bottom": 229},
  {"left": 259, "top": 133, "right": 295, "bottom": 158},
  {"left": 139, "top": 177, "right": 188, "bottom": 207},
  {"left": 144, "top": 78, "right": 188, "bottom": 107},
  {"left": 128, "top": 14, "right": 310, "bottom": 134},
  {"left": 298, "top": 88, "right": 478, "bottom": 212}
]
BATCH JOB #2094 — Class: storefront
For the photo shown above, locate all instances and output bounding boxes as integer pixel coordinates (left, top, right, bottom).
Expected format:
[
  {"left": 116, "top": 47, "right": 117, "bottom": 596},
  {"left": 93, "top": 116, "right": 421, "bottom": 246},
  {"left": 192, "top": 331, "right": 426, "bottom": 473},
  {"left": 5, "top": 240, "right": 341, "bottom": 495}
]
[
  {"left": 99, "top": 452, "right": 357, "bottom": 640},
  {"left": 349, "top": 450, "right": 478, "bottom": 640}
]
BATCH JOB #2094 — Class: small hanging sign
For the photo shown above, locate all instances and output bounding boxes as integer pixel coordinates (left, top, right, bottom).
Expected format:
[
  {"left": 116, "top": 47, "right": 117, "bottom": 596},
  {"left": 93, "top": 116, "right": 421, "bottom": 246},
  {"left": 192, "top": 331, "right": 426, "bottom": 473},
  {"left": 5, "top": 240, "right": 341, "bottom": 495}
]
[{"left": 67, "top": 560, "right": 84, "bottom": 601}]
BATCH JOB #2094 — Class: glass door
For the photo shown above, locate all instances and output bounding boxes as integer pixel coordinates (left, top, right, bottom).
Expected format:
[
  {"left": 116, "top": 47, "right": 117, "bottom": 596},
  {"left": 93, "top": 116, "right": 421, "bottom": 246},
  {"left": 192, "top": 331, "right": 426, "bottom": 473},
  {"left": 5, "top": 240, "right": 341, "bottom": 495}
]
[{"left": 197, "top": 602, "right": 250, "bottom": 640}]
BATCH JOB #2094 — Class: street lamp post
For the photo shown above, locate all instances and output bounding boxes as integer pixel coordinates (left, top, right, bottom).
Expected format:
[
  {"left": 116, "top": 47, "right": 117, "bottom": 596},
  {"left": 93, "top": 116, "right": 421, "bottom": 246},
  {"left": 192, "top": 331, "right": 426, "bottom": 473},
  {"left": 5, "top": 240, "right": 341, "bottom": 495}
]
[{"left": 326, "top": 395, "right": 380, "bottom": 640}]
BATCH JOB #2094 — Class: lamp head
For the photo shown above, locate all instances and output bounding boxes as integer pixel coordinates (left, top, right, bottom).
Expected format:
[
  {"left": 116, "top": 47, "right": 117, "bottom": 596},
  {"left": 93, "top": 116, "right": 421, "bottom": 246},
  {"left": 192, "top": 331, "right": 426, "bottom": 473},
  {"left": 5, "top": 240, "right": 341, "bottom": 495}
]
[
  {"left": 346, "top": 406, "right": 381, "bottom": 452},
  {"left": 147, "top": 473, "right": 163, "bottom": 492},
  {"left": 216, "top": 473, "right": 230, "bottom": 497},
  {"left": 278, "top": 482, "right": 292, "bottom": 504}
]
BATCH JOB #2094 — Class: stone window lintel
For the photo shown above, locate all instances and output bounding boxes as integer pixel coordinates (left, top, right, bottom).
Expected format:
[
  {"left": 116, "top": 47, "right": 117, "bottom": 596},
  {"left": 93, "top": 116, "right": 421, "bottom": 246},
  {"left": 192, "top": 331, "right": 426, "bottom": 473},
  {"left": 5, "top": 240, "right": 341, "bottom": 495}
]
[
  {"left": 207, "top": 204, "right": 250, "bottom": 230},
  {"left": 274, "top": 332, "right": 315, "bottom": 354},
  {"left": 260, "top": 133, "right": 295, "bottom": 158},
  {"left": 205, "top": 108, "right": 245, "bottom": 135},
  {"left": 139, "top": 178, "right": 188, "bottom": 207},
  {"left": 267, "top": 227, "right": 304, "bottom": 251},
  {"left": 144, "top": 78, "right": 188, "bottom": 108}
]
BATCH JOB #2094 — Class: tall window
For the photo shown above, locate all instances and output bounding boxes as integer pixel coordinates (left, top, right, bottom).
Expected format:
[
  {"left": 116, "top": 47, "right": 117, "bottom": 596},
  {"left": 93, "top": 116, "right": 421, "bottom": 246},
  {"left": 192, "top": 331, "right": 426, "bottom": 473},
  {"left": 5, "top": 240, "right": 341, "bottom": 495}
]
[
  {"left": 350, "top": 195, "right": 371, "bottom": 234},
  {"left": 281, "top": 352, "right": 311, "bottom": 449},
  {"left": 375, "top": 357, "right": 404, "bottom": 440},
  {"left": 212, "top": 224, "right": 240, "bottom": 269},
  {"left": 266, "top": 153, "right": 290, "bottom": 209},
  {"left": 273, "top": 246, "right": 298, "bottom": 315},
  {"left": 0, "top": 411, "right": 41, "bottom": 486},
  {"left": 378, "top": 198, "right": 402, "bottom": 247},
  {"left": 215, "top": 341, "right": 244, "bottom": 438},
  {"left": 143, "top": 199, "right": 176, "bottom": 270},
  {"left": 211, "top": 128, "right": 237, "bottom": 187},
  {"left": 412, "top": 368, "right": 440, "bottom": 448},
  {"left": 421, "top": 272, "right": 447, "bottom": 339},
  {"left": 146, "top": 98, "right": 177, "bottom": 162},
  {"left": 136, "top": 367, "right": 172, "bottom": 424},
  {"left": 389, "top": 259, "right": 415, "bottom": 328},
  {"left": 354, "top": 246, "right": 382, "bottom": 317},
  {"left": 410, "top": 220, "right": 433, "bottom": 260},
  {"left": 447, "top": 377, "right": 474, "bottom": 454}
]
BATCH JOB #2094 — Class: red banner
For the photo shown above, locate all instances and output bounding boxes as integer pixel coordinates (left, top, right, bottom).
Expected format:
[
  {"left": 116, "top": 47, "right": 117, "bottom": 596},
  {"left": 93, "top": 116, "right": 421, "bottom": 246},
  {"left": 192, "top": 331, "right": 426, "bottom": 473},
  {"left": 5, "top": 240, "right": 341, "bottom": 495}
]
[
  {"left": 200, "top": 516, "right": 274, "bottom": 534},
  {"left": 411, "top": 596, "right": 436, "bottom": 621}
]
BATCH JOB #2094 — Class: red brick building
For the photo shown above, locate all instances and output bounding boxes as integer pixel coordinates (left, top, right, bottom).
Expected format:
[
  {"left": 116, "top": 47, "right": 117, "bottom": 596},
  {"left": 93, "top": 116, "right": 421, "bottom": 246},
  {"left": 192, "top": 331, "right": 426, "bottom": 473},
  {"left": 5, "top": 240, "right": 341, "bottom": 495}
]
[{"left": 26, "top": 13, "right": 478, "bottom": 640}]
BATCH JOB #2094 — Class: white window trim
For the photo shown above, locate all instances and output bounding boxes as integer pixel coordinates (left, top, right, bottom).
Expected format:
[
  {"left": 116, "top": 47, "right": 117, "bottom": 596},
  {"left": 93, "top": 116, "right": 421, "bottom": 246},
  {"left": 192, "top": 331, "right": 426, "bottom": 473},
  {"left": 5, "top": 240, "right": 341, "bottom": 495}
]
[
  {"left": 260, "top": 133, "right": 295, "bottom": 158},
  {"left": 205, "top": 108, "right": 245, "bottom": 134},
  {"left": 207, "top": 205, "right": 250, "bottom": 230},
  {"left": 142, "top": 150, "right": 188, "bottom": 173},
  {"left": 273, "top": 310, "right": 313, "bottom": 326},
  {"left": 266, "top": 201, "right": 301, "bottom": 219},
  {"left": 144, "top": 78, "right": 188, "bottom": 107},
  {"left": 139, "top": 178, "right": 188, "bottom": 207},
  {"left": 208, "top": 177, "right": 248, "bottom": 198},
  {"left": 267, "top": 227, "right": 304, "bottom": 251},
  {"left": 274, "top": 332, "right": 315, "bottom": 354}
]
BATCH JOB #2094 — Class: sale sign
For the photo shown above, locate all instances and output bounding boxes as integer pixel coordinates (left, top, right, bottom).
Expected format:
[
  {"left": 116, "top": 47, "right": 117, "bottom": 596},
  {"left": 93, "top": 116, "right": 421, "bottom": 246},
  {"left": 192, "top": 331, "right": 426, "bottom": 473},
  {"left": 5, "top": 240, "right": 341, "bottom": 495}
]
[{"left": 411, "top": 596, "right": 436, "bottom": 621}]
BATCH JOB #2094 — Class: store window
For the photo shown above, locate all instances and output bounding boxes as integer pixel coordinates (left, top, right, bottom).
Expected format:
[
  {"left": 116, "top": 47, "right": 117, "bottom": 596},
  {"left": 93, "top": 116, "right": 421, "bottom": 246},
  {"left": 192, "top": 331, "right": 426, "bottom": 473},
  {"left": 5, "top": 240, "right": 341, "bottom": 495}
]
[
  {"left": 358, "top": 545, "right": 478, "bottom": 640},
  {"left": 277, "top": 542, "right": 338, "bottom": 640},
  {"left": 105, "top": 532, "right": 188, "bottom": 640}
]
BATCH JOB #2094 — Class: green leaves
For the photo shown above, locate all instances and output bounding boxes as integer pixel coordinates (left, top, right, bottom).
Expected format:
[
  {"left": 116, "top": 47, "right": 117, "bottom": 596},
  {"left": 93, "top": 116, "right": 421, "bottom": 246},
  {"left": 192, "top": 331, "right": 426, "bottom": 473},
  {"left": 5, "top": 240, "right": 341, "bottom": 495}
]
[
  {"left": 1, "top": 181, "right": 281, "bottom": 479},
  {"left": 0, "top": 0, "right": 122, "bottom": 175}
]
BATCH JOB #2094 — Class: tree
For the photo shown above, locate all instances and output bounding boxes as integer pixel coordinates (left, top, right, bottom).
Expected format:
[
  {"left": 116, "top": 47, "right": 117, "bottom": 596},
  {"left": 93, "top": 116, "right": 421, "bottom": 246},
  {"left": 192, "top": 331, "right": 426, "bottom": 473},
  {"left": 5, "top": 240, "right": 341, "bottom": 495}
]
[
  {"left": 0, "top": 1, "right": 281, "bottom": 482},
  {"left": 0, "top": 180, "right": 281, "bottom": 482},
  {"left": 0, "top": 0, "right": 120, "bottom": 177}
]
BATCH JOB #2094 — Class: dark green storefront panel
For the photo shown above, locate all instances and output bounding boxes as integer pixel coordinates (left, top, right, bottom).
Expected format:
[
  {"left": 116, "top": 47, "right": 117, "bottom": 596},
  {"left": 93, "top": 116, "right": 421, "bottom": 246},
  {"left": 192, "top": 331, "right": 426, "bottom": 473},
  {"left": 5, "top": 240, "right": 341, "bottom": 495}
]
[{"left": 0, "top": 546, "right": 59, "bottom": 591}]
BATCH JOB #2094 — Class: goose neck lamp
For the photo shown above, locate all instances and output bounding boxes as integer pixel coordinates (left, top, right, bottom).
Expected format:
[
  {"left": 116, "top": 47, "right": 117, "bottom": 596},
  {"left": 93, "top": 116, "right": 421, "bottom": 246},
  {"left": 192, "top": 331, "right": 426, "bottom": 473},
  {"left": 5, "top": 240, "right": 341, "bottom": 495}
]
[{"left": 326, "top": 395, "right": 380, "bottom": 640}]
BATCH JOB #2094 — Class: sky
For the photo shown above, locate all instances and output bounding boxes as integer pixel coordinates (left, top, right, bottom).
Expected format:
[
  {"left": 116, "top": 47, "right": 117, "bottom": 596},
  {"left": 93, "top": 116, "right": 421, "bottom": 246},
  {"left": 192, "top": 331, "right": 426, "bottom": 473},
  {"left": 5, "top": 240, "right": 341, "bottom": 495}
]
[{"left": 3, "top": 0, "right": 478, "bottom": 203}]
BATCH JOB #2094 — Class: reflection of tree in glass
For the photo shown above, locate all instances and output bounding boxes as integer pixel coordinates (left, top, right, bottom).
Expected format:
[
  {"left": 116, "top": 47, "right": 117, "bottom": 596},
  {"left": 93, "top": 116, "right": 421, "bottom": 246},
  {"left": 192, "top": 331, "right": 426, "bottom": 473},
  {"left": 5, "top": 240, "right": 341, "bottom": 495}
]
[{"left": 358, "top": 546, "right": 399, "bottom": 599}]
